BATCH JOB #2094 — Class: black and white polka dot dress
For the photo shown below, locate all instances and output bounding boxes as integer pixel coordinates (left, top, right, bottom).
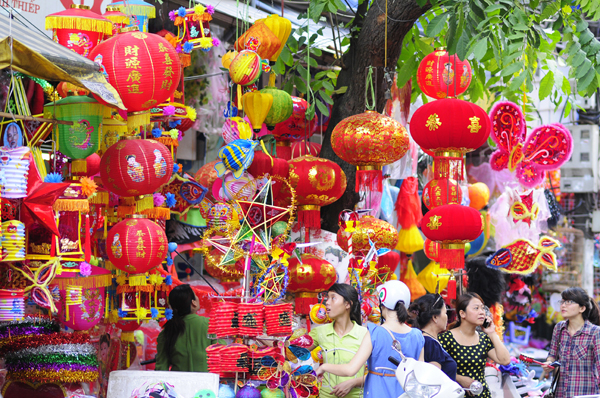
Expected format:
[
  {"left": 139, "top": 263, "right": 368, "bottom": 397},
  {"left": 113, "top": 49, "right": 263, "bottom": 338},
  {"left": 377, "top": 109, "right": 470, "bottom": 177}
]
[{"left": 439, "top": 330, "right": 493, "bottom": 398}]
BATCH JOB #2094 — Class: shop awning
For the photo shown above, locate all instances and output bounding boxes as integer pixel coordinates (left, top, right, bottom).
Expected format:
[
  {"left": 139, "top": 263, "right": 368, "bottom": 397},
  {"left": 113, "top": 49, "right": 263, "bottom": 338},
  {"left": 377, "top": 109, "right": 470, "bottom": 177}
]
[{"left": 0, "top": 12, "right": 125, "bottom": 109}]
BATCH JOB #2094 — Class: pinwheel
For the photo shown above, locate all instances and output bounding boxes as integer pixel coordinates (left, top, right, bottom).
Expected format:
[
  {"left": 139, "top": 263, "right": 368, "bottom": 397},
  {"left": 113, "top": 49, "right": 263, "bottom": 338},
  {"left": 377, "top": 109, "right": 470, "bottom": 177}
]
[
  {"left": 289, "top": 366, "right": 320, "bottom": 398},
  {"left": 258, "top": 352, "right": 292, "bottom": 390}
]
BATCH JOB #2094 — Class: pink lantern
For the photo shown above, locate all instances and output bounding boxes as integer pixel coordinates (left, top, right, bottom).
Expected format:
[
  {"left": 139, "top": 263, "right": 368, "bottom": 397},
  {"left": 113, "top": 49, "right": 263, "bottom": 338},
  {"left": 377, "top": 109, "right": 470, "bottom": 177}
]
[{"left": 272, "top": 97, "right": 316, "bottom": 142}]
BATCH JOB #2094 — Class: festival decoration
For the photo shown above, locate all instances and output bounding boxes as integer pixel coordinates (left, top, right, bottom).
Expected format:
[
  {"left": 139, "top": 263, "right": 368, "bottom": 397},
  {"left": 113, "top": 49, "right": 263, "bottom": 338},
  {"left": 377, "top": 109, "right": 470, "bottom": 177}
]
[
  {"left": 89, "top": 30, "right": 181, "bottom": 112},
  {"left": 108, "top": 0, "right": 156, "bottom": 32},
  {"left": 229, "top": 48, "right": 267, "bottom": 89},
  {"left": 256, "top": 14, "right": 292, "bottom": 63},
  {"left": 2, "top": 220, "right": 24, "bottom": 262},
  {"left": 273, "top": 97, "right": 316, "bottom": 159},
  {"left": 171, "top": 3, "right": 219, "bottom": 54},
  {"left": 103, "top": 5, "right": 130, "bottom": 35},
  {"left": 223, "top": 117, "right": 252, "bottom": 144},
  {"left": 422, "top": 178, "right": 462, "bottom": 210},
  {"left": 264, "top": 303, "right": 293, "bottom": 335},
  {"left": 131, "top": 381, "right": 182, "bottom": 398},
  {"left": 416, "top": 48, "right": 472, "bottom": 99},
  {"left": 420, "top": 204, "right": 483, "bottom": 270},
  {"left": 468, "top": 182, "right": 490, "bottom": 210},
  {"left": 234, "top": 22, "right": 282, "bottom": 61},
  {"left": 0, "top": 289, "right": 24, "bottom": 321},
  {"left": 291, "top": 142, "right": 321, "bottom": 159},
  {"left": 195, "top": 159, "right": 220, "bottom": 200},
  {"left": 417, "top": 261, "right": 450, "bottom": 293},
  {"left": 395, "top": 177, "right": 424, "bottom": 254},
  {"left": 242, "top": 91, "right": 274, "bottom": 132},
  {"left": 331, "top": 111, "right": 409, "bottom": 192},
  {"left": 107, "top": 217, "right": 168, "bottom": 275},
  {"left": 214, "top": 139, "right": 259, "bottom": 179},
  {"left": 247, "top": 151, "right": 289, "bottom": 182},
  {"left": 45, "top": 4, "right": 112, "bottom": 57},
  {"left": 489, "top": 101, "right": 573, "bottom": 188},
  {"left": 260, "top": 86, "right": 293, "bottom": 129},
  {"left": 374, "top": 250, "right": 399, "bottom": 285},
  {"left": 336, "top": 216, "right": 398, "bottom": 255},
  {"left": 287, "top": 254, "right": 336, "bottom": 314},
  {"left": 9, "top": 259, "right": 60, "bottom": 313},
  {"left": 288, "top": 155, "right": 346, "bottom": 230},
  {"left": 486, "top": 236, "right": 560, "bottom": 274},
  {"left": 0, "top": 146, "right": 30, "bottom": 199}
]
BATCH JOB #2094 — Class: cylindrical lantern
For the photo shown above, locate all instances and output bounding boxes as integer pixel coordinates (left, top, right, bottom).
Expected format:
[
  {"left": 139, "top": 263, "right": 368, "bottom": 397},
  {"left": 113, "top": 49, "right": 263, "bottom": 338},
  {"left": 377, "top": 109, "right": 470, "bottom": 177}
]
[
  {"left": 416, "top": 49, "right": 472, "bottom": 99},
  {"left": 107, "top": 217, "right": 167, "bottom": 274},
  {"left": 287, "top": 254, "right": 336, "bottom": 315},
  {"left": 100, "top": 115, "right": 128, "bottom": 155},
  {"left": 108, "top": 0, "right": 156, "bottom": 32},
  {"left": 331, "top": 111, "right": 409, "bottom": 192},
  {"left": 272, "top": 97, "right": 315, "bottom": 142},
  {"left": 288, "top": 155, "right": 346, "bottom": 229},
  {"left": 336, "top": 216, "right": 399, "bottom": 255},
  {"left": 422, "top": 178, "right": 462, "bottom": 209},
  {"left": 260, "top": 87, "right": 293, "bottom": 129},
  {"left": 100, "top": 138, "right": 173, "bottom": 198},
  {"left": 103, "top": 5, "right": 130, "bottom": 36},
  {"left": 420, "top": 204, "right": 483, "bottom": 270},
  {"left": 89, "top": 30, "right": 181, "bottom": 112},
  {"left": 45, "top": 4, "right": 113, "bottom": 57}
]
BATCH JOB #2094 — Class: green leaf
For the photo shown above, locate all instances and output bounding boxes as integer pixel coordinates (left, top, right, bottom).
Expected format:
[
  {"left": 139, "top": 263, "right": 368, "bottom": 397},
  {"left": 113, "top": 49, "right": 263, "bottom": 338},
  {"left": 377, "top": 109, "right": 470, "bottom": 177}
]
[
  {"left": 322, "top": 81, "right": 335, "bottom": 91},
  {"left": 473, "top": 37, "right": 488, "bottom": 61},
  {"left": 311, "top": 80, "right": 324, "bottom": 91},
  {"left": 426, "top": 12, "right": 449, "bottom": 37},
  {"left": 297, "top": 64, "right": 308, "bottom": 78},
  {"left": 539, "top": 71, "right": 554, "bottom": 100},
  {"left": 280, "top": 47, "right": 293, "bottom": 66},
  {"left": 397, "top": 57, "right": 417, "bottom": 88},
  {"left": 316, "top": 99, "right": 330, "bottom": 117},
  {"left": 321, "top": 92, "right": 335, "bottom": 103},
  {"left": 576, "top": 59, "right": 592, "bottom": 79},
  {"left": 540, "top": 1, "right": 560, "bottom": 20},
  {"left": 500, "top": 61, "right": 523, "bottom": 77},
  {"left": 579, "top": 29, "right": 594, "bottom": 46},
  {"left": 485, "top": 4, "right": 505, "bottom": 13},
  {"left": 585, "top": 39, "right": 600, "bottom": 56},
  {"left": 273, "top": 58, "right": 286, "bottom": 75},
  {"left": 309, "top": 2, "right": 326, "bottom": 22},
  {"left": 572, "top": 50, "right": 587, "bottom": 67},
  {"left": 307, "top": 57, "right": 318, "bottom": 68},
  {"left": 416, "top": 37, "right": 434, "bottom": 55},
  {"left": 446, "top": 13, "right": 458, "bottom": 54},
  {"left": 294, "top": 76, "right": 307, "bottom": 93},
  {"left": 457, "top": 33, "right": 470, "bottom": 60},
  {"left": 509, "top": 72, "right": 527, "bottom": 91},
  {"left": 334, "top": 86, "right": 347, "bottom": 94},
  {"left": 563, "top": 101, "right": 572, "bottom": 119},
  {"left": 416, "top": 0, "right": 428, "bottom": 7},
  {"left": 512, "top": 24, "right": 529, "bottom": 31},
  {"left": 507, "top": 32, "right": 526, "bottom": 40},
  {"left": 327, "top": 71, "right": 338, "bottom": 79},
  {"left": 311, "top": 48, "right": 323, "bottom": 57},
  {"left": 283, "top": 79, "right": 294, "bottom": 94},
  {"left": 576, "top": 20, "right": 589, "bottom": 33},
  {"left": 530, "top": 0, "right": 540, "bottom": 10},
  {"left": 562, "top": 76, "right": 572, "bottom": 95}
]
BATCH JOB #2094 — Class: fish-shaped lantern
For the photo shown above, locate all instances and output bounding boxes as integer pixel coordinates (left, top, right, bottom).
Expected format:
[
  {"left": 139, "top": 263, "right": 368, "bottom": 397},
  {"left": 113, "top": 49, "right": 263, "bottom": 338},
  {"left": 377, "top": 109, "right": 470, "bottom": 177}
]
[
  {"left": 214, "top": 139, "right": 259, "bottom": 179},
  {"left": 486, "top": 236, "right": 560, "bottom": 274}
]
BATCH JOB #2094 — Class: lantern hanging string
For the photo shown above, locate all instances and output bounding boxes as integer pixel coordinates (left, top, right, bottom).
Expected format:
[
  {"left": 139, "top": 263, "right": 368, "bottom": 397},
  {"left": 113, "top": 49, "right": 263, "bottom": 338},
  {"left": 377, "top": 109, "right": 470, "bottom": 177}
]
[
  {"left": 384, "top": 0, "right": 388, "bottom": 68},
  {"left": 365, "top": 66, "right": 376, "bottom": 111}
]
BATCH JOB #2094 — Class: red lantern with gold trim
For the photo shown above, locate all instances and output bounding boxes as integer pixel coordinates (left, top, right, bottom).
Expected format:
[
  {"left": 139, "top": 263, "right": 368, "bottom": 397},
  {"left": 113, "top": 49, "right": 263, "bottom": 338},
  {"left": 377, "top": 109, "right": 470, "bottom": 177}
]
[
  {"left": 423, "top": 238, "right": 440, "bottom": 262},
  {"left": 194, "top": 159, "right": 219, "bottom": 201},
  {"left": 88, "top": 30, "right": 181, "bottom": 112},
  {"left": 107, "top": 217, "right": 167, "bottom": 274},
  {"left": 331, "top": 111, "right": 409, "bottom": 192},
  {"left": 416, "top": 49, "right": 472, "bottom": 99},
  {"left": 422, "top": 178, "right": 462, "bottom": 210},
  {"left": 373, "top": 250, "right": 399, "bottom": 285},
  {"left": 287, "top": 254, "right": 336, "bottom": 315},
  {"left": 288, "top": 155, "right": 346, "bottom": 230},
  {"left": 420, "top": 205, "right": 482, "bottom": 270},
  {"left": 336, "top": 216, "right": 399, "bottom": 255},
  {"left": 273, "top": 97, "right": 316, "bottom": 160},
  {"left": 100, "top": 138, "right": 173, "bottom": 198}
]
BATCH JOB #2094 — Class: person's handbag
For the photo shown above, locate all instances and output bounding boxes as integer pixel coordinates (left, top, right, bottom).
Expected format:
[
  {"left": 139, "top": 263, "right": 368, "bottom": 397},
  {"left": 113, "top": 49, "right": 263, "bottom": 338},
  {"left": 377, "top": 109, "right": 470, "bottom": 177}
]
[{"left": 545, "top": 365, "right": 560, "bottom": 398}]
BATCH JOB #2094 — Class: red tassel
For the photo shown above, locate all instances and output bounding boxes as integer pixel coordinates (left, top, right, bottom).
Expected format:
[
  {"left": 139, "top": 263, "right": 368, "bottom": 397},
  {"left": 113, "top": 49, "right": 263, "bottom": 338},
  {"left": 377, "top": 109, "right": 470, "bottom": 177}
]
[
  {"left": 297, "top": 208, "right": 321, "bottom": 230},
  {"left": 356, "top": 169, "right": 383, "bottom": 192},
  {"left": 440, "top": 246, "right": 465, "bottom": 270},
  {"left": 84, "top": 214, "right": 91, "bottom": 263},
  {"left": 396, "top": 177, "right": 422, "bottom": 229},
  {"left": 447, "top": 278, "right": 457, "bottom": 300}
]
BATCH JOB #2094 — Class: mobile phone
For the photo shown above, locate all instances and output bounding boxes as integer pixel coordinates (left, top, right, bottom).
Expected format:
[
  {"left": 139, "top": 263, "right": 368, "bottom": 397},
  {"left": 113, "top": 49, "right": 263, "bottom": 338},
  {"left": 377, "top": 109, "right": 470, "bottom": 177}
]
[{"left": 482, "top": 319, "right": 491, "bottom": 329}]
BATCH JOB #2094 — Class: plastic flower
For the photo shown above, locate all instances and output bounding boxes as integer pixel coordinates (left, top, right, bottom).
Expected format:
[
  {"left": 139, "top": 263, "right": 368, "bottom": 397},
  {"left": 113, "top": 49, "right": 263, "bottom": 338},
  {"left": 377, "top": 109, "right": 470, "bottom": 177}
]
[
  {"left": 165, "top": 275, "right": 173, "bottom": 286},
  {"left": 152, "top": 128, "right": 162, "bottom": 138},
  {"left": 173, "top": 164, "right": 180, "bottom": 173},
  {"left": 177, "top": 6, "right": 187, "bottom": 18},
  {"left": 169, "top": 10, "right": 176, "bottom": 21},
  {"left": 165, "top": 308, "right": 173, "bottom": 320},
  {"left": 166, "top": 192, "right": 177, "bottom": 208},
  {"left": 178, "top": 130, "right": 183, "bottom": 141},
  {"left": 212, "top": 37, "right": 221, "bottom": 47},
  {"left": 118, "top": 309, "right": 128, "bottom": 318},
  {"left": 153, "top": 193, "right": 166, "bottom": 207},
  {"left": 135, "top": 307, "right": 149, "bottom": 319},
  {"left": 163, "top": 105, "right": 176, "bottom": 116},
  {"left": 183, "top": 41, "right": 194, "bottom": 53},
  {"left": 166, "top": 257, "right": 173, "bottom": 266},
  {"left": 116, "top": 274, "right": 128, "bottom": 286},
  {"left": 175, "top": 43, "right": 183, "bottom": 54},
  {"left": 169, "top": 128, "right": 179, "bottom": 139},
  {"left": 151, "top": 308, "right": 159, "bottom": 319},
  {"left": 44, "top": 173, "right": 63, "bottom": 183},
  {"left": 194, "top": 4, "right": 206, "bottom": 14},
  {"left": 187, "top": 107, "right": 197, "bottom": 120},
  {"left": 80, "top": 176, "right": 97, "bottom": 197},
  {"left": 207, "top": 5, "right": 215, "bottom": 14},
  {"left": 168, "top": 119, "right": 182, "bottom": 128},
  {"left": 79, "top": 262, "right": 92, "bottom": 277}
]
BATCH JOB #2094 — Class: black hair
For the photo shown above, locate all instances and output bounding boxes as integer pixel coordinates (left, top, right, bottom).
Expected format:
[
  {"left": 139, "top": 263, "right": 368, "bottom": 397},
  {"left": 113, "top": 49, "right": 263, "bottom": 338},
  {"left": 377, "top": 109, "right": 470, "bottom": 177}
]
[
  {"left": 451, "top": 292, "right": 485, "bottom": 329},
  {"left": 393, "top": 301, "right": 409, "bottom": 324},
  {"left": 466, "top": 254, "right": 506, "bottom": 307},
  {"left": 162, "top": 284, "right": 196, "bottom": 362},
  {"left": 561, "top": 287, "right": 600, "bottom": 326},
  {"left": 328, "top": 283, "right": 362, "bottom": 326},
  {"left": 99, "top": 333, "right": 110, "bottom": 347},
  {"left": 408, "top": 294, "right": 445, "bottom": 329}
]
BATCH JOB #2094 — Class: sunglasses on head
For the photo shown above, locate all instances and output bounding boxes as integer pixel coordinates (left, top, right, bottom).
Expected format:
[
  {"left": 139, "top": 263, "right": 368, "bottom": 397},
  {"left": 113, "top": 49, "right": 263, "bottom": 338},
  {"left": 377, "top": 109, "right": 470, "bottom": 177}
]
[{"left": 431, "top": 294, "right": 457, "bottom": 324}]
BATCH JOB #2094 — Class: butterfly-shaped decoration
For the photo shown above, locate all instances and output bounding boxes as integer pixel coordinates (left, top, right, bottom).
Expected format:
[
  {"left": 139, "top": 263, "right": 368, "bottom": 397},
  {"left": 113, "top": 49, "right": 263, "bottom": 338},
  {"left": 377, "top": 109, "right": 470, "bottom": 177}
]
[
  {"left": 10, "top": 258, "right": 60, "bottom": 313},
  {"left": 289, "top": 365, "right": 320, "bottom": 398},
  {"left": 158, "top": 173, "right": 208, "bottom": 215},
  {"left": 489, "top": 101, "right": 573, "bottom": 188}
]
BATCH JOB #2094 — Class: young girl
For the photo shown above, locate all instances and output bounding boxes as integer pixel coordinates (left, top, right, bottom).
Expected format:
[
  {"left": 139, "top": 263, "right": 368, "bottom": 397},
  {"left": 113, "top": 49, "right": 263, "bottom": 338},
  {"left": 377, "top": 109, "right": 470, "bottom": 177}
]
[
  {"left": 309, "top": 283, "right": 368, "bottom": 398},
  {"left": 439, "top": 293, "right": 510, "bottom": 398},
  {"left": 316, "top": 280, "right": 424, "bottom": 397},
  {"left": 542, "top": 287, "right": 600, "bottom": 398}
]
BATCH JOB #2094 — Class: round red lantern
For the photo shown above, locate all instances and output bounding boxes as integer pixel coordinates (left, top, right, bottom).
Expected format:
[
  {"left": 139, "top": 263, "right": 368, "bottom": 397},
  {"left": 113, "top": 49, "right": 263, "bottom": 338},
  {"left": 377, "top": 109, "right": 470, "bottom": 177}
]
[
  {"left": 422, "top": 178, "right": 462, "bottom": 209},
  {"left": 272, "top": 97, "right": 316, "bottom": 142},
  {"left": 373, "top": 250, "right": 399, "bottom": 285},
  {"left": 248, "top": 151, "right": 289, "bottom": 179},
  {"left": 416, "top": 49, "right": 472, "bottom": 99},
  {"left": 89, "top": 30, "right": 181, "bottom": 112},
  {"left": 195, "top": 159, "right": 219, "bottom": 201},
  {"left": 423, "top": 238, "right": 440, "bottom": 262},
  {"left": 100, "top": 138, "right": 173, "bottom": 197},
  {"left": 420, "top": 204, "right": 483, "bottom": 270},
  {"left": 288, "top": 155, "right": 346, "bottom": 230},
  {"left": 291, "top": 142, "right": 321, "bottom": 159},
  {"left": 287, "top": 253, "right": 336, "bottom": 315},
  {"left": 336, "top": 216, "right": 399, "bottom": 255},
  {"left": 331, "top": 111, "right": 409, "bottom": 192},
  {"left": 107, "top": 217, "right": 168, "bottom": 274}
]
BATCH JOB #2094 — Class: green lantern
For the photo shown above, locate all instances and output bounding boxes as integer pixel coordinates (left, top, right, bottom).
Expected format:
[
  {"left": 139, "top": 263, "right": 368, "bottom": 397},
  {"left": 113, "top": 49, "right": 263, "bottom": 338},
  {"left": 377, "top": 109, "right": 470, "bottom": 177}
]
[
  {"left": 45, "top": 96, "right": 103, "bottom": 167},
  {"left": 260, "top": 86, "right": 293, "bottom": 130}
]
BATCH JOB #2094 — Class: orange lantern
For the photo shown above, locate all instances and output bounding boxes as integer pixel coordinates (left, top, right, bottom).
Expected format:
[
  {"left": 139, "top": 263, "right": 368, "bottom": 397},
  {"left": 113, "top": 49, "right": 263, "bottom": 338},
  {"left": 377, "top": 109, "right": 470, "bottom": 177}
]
[
  {"left": 288, "top": 155, "right": 346, "bottom": 230},
  {"left": 331, "top": 111, "right": 409, "bottom": 192},
  {"left": 416, "top": 49, "right": 472, "bottom": 99},
  {"left": 287, "top": 254, "right": 336, "bottom": 315},
  {"left": 468, "top": 182, "right": 490, "bottom": 210},
  {"left": 336, "top": 216, "right": 399, "bottom": 255},
  {"left": 89, "top": 30, "right": 181, "bottom": 112},
  {"left": 234, "top": 21, "right": 282, "bottom": 61},
  {"left": 420, "top": 205, "right": 483, "bottom": 270},
  {"left": 194, "top": 159, "right": 219, "bottom": 201}
]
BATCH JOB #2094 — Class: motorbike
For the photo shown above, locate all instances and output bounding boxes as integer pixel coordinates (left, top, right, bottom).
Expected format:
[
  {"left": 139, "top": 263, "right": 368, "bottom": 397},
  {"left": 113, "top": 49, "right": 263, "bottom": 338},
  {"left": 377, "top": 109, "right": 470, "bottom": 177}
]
[{"left": 375, "top": 340, "right": 483, "bottom": 398}]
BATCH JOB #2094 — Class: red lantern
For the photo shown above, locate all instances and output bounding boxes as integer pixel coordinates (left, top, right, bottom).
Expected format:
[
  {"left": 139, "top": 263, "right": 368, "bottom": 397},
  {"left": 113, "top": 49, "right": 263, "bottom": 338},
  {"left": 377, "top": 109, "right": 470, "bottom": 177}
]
[
  {"left": 374, "top": 251, "right": 399, "bottom": 285},
  {"left": 107, "top": 217, "right": 167, "bottom": 274},
  {"left": 422, "top": 178, "right": 462, "bottom": 209},
  {"left": 272, "top": 97, "right": 316, "bottom": 143},
  {"left": 420, "top": 205, "right": 483, "bottom": 270},
  {"left": 336, "top": 216, "right": 399, "bottom": 255},
  {"left": 100, "top": 138, "right": 173, "bottom": 197},
  {"left": 287, "top": 254, "right": 336, "bottom": 315},
  {"left": 416, "top": 49, "right": 472, "bottom": 99},
  {"left": 291, "top": 142, "right": 321, "bottom": 159},
  {"left": 45, "top": 4, "right": 113, "bottom": 57},
  {"left": 194, "top": 159, "right": 219, "bottom": 201},
  {"left": 423, "top": 238, "right": 440, "bottom": 262},
  {"left": 288, "top": 156, "right": 346, "bottom": 230},
  {"left": 331, "top": 111, "right": 409, "bottom": 192},
  {"left": 103, "top": 5, "right": 130, "bottom": 36},
  {"left": 89, "top": 30, "right": 181, "bottom": 112},
  {"left": 248, "top": 151, "right": 289, "bottom": 179}
]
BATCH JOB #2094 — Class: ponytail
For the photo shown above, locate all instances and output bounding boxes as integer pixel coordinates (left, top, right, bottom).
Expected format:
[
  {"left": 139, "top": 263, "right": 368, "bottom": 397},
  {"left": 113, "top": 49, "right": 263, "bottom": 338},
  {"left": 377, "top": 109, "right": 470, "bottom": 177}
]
[
  {"left": 162, "top": 284, "right": 195, "bottom": 361},
  {"left": 562, "top": 287, "right": 600, "bottom": 326}
]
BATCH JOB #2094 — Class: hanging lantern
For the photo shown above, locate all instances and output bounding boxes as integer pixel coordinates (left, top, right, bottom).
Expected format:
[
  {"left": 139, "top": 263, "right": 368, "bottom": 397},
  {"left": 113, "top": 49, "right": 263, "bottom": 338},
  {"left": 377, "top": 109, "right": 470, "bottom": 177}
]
[
  {"left": 331, "top": 111, "right": 409, "bottom": 192},
  {"left": 287, "top": 254, "right": 336, "bottom": 315},
  {"left": 256, "top": 15, "right": 292, "bottom": 63},
  {"left": 416, "top": 49, "right": 472, "bottom": 99},
  {"left": 108, "top": 0, "right": 156, "bottom": 32},
  {"left": 420, "top": 204, "right": 483, "bottom": 270},
  {"left": 89, "top": 30, "right": 181, "bottom": 112},
  {"left": 56, "top": 82, "right": 89, "bottom": 97},
  {"left": 260, "top": 87, "right": 293, "bottom": 129},
  {"left": 291, "top": 142, "right": 321, "bottom": 159},
  {"left": 373, "top": 251, "right": 399, "bottom": 285},
  {"left": 194, "top": 159, "right": 219, "bottom": 201},
  {"left": 229, "top": 50, "right": 265, "bottom": 88},
  {"left": 288, "top": 155, "right": 346, "bottom": 230},
  {"left": 100, "top": 115, "right": 128, "bottom": 155},
  {"left": 107, "top": 217, "right": 167, "bottom": 274},
  {"left": 234, "top": 21, "right": 282, "bottom": 61},
  {"left": 44, "top": 96, "right": 103, "bottom": 173},
  {"left": 241, "top": 91, "right": 273, "bottom": 132},
  {"left": 336, "top": 216, "right": 399, "bottom": 255},
  {"left": 248, "top": 151, "right": 289, "bottom": 179},
  {"left": 100, "top": 138, "right": 173, "bottom": 198},
  {"left": 272, "top": 96, "right": 315, "bottom": 142},
  {"left": 422, "top": 178, "right": 462, "bottom": 210},
  {"left": 423, "top": 238, "right": 440, "bottom": 262},
  {"left": 222, "top": 117, "right": 252, "bottom": 144},
  {"left": 103, "top": 5, "right": 130, "bottom": 36},
  {"left": 45, "top": 4, "right": 113, "bottom": 57}
]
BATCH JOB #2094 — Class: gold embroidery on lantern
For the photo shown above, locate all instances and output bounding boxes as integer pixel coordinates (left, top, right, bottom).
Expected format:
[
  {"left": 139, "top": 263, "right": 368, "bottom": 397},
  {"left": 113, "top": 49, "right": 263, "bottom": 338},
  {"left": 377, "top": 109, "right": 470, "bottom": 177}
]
[
  {"left": 308, "top": 165, "right": 335, "bottom": 191},
  {"left": 426, "top": 215, "right": 442, "bottom": 230},
  {"left": 295, "top": 264, "right": 314, "bottom": 283},
  {"left": 132, "top": 32, "right": 148, "bottom": 39},
  {"left": 320, "top": 265, "right": 334, "bottom": 285},
  {"left": 426, "top": 114, "right": 442, "bottom": 131},
  {"left": 468, "top": 116, "right": 482, "bottom": 133},
  {"left": 289, "top": 167, "right": 300, "bottom": 187}
]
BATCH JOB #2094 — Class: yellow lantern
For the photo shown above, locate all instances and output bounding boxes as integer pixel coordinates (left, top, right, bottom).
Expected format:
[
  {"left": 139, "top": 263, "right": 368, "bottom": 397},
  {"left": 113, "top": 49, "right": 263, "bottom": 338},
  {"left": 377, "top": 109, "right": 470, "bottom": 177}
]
[
  {"left": 241, "top": 91, "right": 273, "bottom": 132},
  {"left": 222, "top": 50, "right": 238, "bottom": 69},
  {"left": 257, "top": 14, "right": 292, "bottom": 63}
]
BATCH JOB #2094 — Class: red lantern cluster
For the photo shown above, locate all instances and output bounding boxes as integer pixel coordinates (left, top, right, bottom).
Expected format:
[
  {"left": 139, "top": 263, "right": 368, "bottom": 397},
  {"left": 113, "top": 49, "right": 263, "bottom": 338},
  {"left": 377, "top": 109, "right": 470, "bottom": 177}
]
[
  {"left": 107, "top": 217, "right": 167, "bottom": 274},
  {"left": 416, "top": 49, "right": 472, "bottom": 99},
  {"left": 287, "top": 254, "right": 336, "bottom": 315}
]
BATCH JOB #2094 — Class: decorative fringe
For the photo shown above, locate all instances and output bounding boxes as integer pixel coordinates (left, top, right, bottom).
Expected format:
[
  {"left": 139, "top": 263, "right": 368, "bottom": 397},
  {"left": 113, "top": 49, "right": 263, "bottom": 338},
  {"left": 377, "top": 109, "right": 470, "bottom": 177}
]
[
  {"left": 117, "top": 284, "right": 154, "bottom": 294},
  {"left": 104, "top": 261, "right": 118, "bottom": 271},
  {"left": 136, "top": 196, "right": 154, "bottom": 213},
  {"left": 117, "top": 206, "right": 136, "bottom": 218},
  {"left": 356, "top": 169, "right": 383, "bottom": 192},
  {"left": 121, "top": 331, "right": 135, "bottom": 343},
  {"left": 53, "top": 273, "right": 113, "bottom": 290},
  {"left": 179, "top": 54, "right": 191, "bottom": 68},
  {"left": 127, "top": 111, "right": 150, "bottom": 134},
  {"left": 297, "top": 206, "right": 321, "bottom": 230},
  {"left": 45, "top": 16, "right": 113, "bottom": 35},
  {"left": 446, "top": 278, "right": 457, "bottom": 300},
  {"left": 121, "top": 4, "right": 156, "bottom": 18},
  {"left": 156, "top": 137, "right": 179, "bottom": 147},
  {"left": 128, "top": 274, "right": 147, "bottom": 286},
  {"left": 440, "top": 246, "right": 465, "bottom": 270},
  {"left": 53, "top": 199, "right": 90, "bottom": 213},
  {"left": 71, "top": 159, "right": 87, "bottom": 174},
  {"left": 120, "top": 197, "right": 136, "bottom": 206},
  {"left": 105, "top": 14, "right": 130, "bottom": 24},
  {"left": 141, "top": 207, "right": 171, "bottom": 220}
]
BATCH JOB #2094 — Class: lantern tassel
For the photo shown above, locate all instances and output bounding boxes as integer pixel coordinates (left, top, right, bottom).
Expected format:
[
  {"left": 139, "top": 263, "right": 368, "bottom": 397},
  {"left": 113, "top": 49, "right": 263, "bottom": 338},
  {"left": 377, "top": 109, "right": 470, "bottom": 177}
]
[
  {"left": 71, "top": 159, "right": 87, "bottom": 174},
  {"left": 129, "top": 274, "right": 148, "bottom": 286},
  {"left": 440, "top": 243, "right": 466, "bottom": 270},
  {"left": 84, "top": 214, "right": 91, "bottom": 263},
  {"left": 141, "top": 207, "right": 171, "bottom": 219},
  {"left": 53, "top": 199, "right": 90, "bottom": 213},
  {"left": 294, "top": 292, "right": 317, "bottom": 315},
  {"left": 356, "top": 169, "right": 383, "bottom": 192},
  {"left": 297, "top": 205, "right": 321, "bottom": 230},
  {"left": 447, "top": 277, "right": 457, "bottom": 300},
  {"left": 45, "top": 16, "right": 114, "bottom": 35},
  {"left": 135, "top": 196, "right": 154, "bottom": 213},
  {"left": 89, "top": 191, "right": 109, "bottom": 205}
]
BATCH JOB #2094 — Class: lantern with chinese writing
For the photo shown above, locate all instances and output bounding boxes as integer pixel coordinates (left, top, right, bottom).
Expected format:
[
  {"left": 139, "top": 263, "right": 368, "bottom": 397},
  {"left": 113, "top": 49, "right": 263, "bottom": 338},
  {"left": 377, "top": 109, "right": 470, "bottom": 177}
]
[
  {"left": 107, "top": 217, "right": 167, "bottom": 274},
  {"left": 416, "top": 49, "right": 472, "bottom": 99},
  {"left": 420, "top": 204, "right": 483, "bottom": 270},
  {"left": 45, "top": 4, "right": 113, "bottom": 57},
  {"left": 422, "top": 178, "right": 462, "bottom": 210},
  {"left": 336, "top": 216, "right": 399, "bottom": 255},
  {"left": 288, "top": 156, "right": 346, "bottom": 230},
  {"left": 108, "top": 0, "right": 156, "bottom": 32},
  {"left": 331, "top": 111, "right": 409, "bottom": 192},
  {"left": 89, "top": 30, "right": 181, "bottom": 112},
  {"left": 100, "top": 138, "right": 173, "bottom": 198},
  {"left": 103, "top": 5, "right": 130, "bottom": 36},
  {"left": 287, "top": 254, "right": 336, "bottom": 315}
]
